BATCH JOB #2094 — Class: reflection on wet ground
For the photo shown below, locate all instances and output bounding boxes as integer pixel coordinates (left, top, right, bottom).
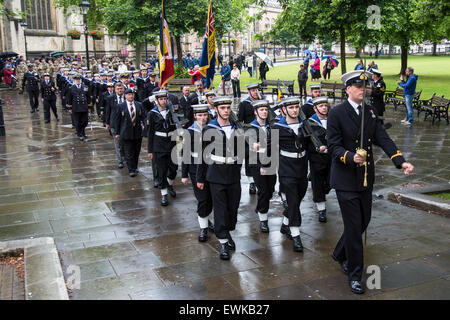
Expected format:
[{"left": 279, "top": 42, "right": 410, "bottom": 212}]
[{"left": 0, "top": 90, "right": 449, "bottom": 299}]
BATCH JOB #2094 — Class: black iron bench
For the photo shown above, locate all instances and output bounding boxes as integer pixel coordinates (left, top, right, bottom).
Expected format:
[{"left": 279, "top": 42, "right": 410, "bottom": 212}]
[
  {"left": 418, "top": 94, "right": 450, "bottom": 125},
  {"left": 320, "top": 81, "right": 347, "bottom": 100}
]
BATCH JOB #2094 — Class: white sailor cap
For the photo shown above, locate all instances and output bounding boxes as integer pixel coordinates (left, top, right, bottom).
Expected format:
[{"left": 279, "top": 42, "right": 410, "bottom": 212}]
[
  {"left": 192, "top": 104, "right": 209, "bottom": 113},
  {"left": 279, "top": 97, "right": 301, "bottom": 107},
  {"left": 154, "top": 90, "right": 168, "bottom": 98},
  {"left": 312, "top": 96, "right": 329, "bottom": 106},
  {"left": 205, "top": 90, "right": 217, "bottom": 97},
  {"left": 246, "top": 83, "right": 259, "bottom": 90},
  {"left": 252, "top": 99, "right": 270, "bottom": 109},
  {"left": 309, "top": 84, "right": 322, "bottom": 90},
  {"left": 341, "top": 70, "right": 372, "bottom": 87},
  {"left": 212, "top": 96, "right": 233, "bottom": 106},
  {"left": 371, "top": 68, "right": 382, "bottom": 76}
]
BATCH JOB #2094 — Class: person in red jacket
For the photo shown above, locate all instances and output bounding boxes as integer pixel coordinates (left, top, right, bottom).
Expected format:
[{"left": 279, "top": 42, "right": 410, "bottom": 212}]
[{"left": 3, "top": 65, "right": 15, "bottom": 87}]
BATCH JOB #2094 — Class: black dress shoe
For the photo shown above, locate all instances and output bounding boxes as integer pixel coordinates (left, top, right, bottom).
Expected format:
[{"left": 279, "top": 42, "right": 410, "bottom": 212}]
[
  {"left": 208, "top": 220, "right": 215, "bottom": 233},
  {"left": 292, "top": 235, "right": 304, "bottom": 252},
  {"left": 30, "top": 110, "right": 35, "bottom": 113},
  {"left": 36, "top": 108, "right": 39, "bottom": 112},
  {"left": 280, "top": 223, "right": 292, "bottom": 239},
  {"left": 219, "top": 243, "right": 230, "bottom": 260},
  {"left": 332, "top": 255, "right": 349, "bottom": 275},
  {"left": 154, "top": 182, "right": 159, "bottom": 188},
  {"left": 161, "top": 195, "right": 169, "bottom": 206},
  {"left": 45, "top": 120, "right": 50, "bottom": 124},
  {"left": 249, "top": 182, "right": 256, "bottom": 195},
  {"left": 118, "top": 162, "right": 124, "bottom": 169},
  {"left": 349, "top": 280, "right": 365, "bottom": 294},
  {"left": 318, "top": 210, "right": 327, "bottom": 223},
  {"left": 129, "top": 171, "right": 136, "bottom": 177},
  {"left": 198, "top": 228, "right": 208, "bottom": 242},
  {"left": 226, "top": 234, "right": 236, "bottom": 251},
  {"left": 168, "top": 185, "right": 176, "bottom": 198},
  {"left": 56, "top": 118, "right": 60, "bottom": 122},
  {"left": 260, "top": 221, "right": 270, "bottom": 233},
  {"left": 79, "top": 136, "right": 84, "bottom": 141}
]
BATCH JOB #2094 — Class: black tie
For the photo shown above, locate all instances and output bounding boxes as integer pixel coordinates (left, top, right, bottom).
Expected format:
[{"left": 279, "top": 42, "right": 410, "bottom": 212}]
[
  {"left": 357, "top": 105, "right": 362, "bottom": 117},
  {"left": 119, "top": 96, "right": 123, "bottom": 104}
]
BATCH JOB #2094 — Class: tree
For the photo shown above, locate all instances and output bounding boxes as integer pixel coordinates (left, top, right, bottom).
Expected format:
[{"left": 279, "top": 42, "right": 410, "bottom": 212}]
[{"left": 413, "top": 0, "right": 450, "bottom": 56}]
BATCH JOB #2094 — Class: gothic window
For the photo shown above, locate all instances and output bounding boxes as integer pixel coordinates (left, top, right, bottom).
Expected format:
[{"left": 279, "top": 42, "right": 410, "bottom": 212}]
[{"left": 21, "top": 0, "right": 55, "bottom": 30}]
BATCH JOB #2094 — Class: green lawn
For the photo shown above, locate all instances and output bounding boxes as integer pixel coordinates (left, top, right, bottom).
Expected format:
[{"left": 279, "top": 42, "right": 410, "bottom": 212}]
[
  {"left": 431, "top": 193, "right": 450, "bottom": 201},
  {"left": 213, "top": 56, "right": 450, "bottom": 99}
]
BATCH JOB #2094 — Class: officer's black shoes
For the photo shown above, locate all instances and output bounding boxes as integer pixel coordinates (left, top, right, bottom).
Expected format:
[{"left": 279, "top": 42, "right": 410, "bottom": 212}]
[
  {"left": 318, "top": 210, "right": 327, "bottom": 223},
  {"left": 153, "top": 182, "right": 159, "bottom": 188},
  {"left": 260, "top": 221, "right": 270, "bottom": 233},
  {"left": 36, "top": 108, "right": 39, "bottom": 112},
  {"left": 349, "top": 280, "right": 365, "bottom": 294},
  {"left": 30, "top": 109, "right": 35, "bottom": 113},
  {"left": 79, "top": 136, "right": 84, "bottom": 141},
  {"left": 198, "top": 228, "right": 209, "bottom": 242},
  {"left": 161, "top": 195, "right": 169, "bottom": 206},
  {"left": 219, "top": 243, "right": 231, "bottom": 260},
  {"left": 383, "top": 123, "right": 392, "bottom": 130},
  {"left": 249, "top": 183, "right": 256, "bottom": 195},
  {"left": 280, "top": 224, "right": 292, "bottom": 239},
  {"left": 292, "top": 235, "right": 304, "bottom": 252},
  {"left": 331, "top": 255, "right": 348, "bottom": 275},
  {"left": 118, "top": 162, "right": 124, "bottom": 169},
  {"left": 168, "top": 185, "right": 176, "bottom": 198},
  {"left": 56, "top": 118, "right": 60, "bottom": 122},
  {"left": 129, "top": 171, "right": 137, "bottom": 177},
  {"left": 208, "top": 220, "right": 215, "bottom": 234},
  {"left": 45, "top": 120, "right": 50, "bottom": 124}
]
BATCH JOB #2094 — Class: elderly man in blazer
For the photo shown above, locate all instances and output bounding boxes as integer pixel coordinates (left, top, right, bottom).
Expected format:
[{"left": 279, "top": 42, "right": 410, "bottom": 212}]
[{"left": 113, "top": 88, "right": 146, "bottom": 177}]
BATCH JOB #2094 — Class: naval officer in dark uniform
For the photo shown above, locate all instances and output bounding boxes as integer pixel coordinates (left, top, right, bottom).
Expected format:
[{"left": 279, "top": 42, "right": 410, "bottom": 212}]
[
  {"left": 66, "top": 74, "right": 92, "bottom": 141},
  {"left": 327, "top": 70, "right": 414, "bottom": 294},
  {"left": 41, "top": 72, "right": 59, "bottom": 123},
  {"left": 196, "top": 96, "right": 243, "bottom": 260},
  {"left": 22, "top": 64, "right": 40, "bottom": 113}
]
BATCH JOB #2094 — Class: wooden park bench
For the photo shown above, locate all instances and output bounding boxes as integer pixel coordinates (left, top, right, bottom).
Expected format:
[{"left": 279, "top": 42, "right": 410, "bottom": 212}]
[
  {"left": 167, "top": 78, "right": 193, "bottom": 93},
  {"left": 320, "top": 82, "right": 347, "bottom": 100},
  {"left": 260, "top": 80, "right": 295, "bottom": 97},
  {"left": 418, "top": 94, "right": 450, "bottom": 125}
]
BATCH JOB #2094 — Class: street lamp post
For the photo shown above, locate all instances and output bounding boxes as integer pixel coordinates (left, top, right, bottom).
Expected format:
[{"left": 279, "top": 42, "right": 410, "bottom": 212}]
[
  {"left": 80, "top": 0, "right": 91, "bottom": 70},
  {"left": 20, "top": 21, "right": 28, "bottom": 60}
]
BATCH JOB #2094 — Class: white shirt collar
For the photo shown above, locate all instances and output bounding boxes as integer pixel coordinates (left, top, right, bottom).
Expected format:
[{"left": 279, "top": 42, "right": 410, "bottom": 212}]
[{"left": 348, "top": 98, "right": 361, "bottom": 115}]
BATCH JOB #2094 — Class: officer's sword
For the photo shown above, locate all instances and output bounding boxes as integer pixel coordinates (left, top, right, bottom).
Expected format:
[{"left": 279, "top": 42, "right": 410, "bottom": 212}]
[{"left": 358, "top": 56, "right": 369, "bottom": 247}]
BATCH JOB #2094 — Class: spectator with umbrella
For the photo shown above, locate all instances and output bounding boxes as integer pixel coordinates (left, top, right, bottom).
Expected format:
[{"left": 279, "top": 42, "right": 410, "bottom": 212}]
[{"left": 313, "top": 55, "right": 321, "bottom": 81}]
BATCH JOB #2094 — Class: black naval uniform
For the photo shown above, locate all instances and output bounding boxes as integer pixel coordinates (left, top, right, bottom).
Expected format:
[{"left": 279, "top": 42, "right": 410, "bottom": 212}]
[
  {"left": 145, "top": 80, "right": 159, "bottom": 98},
  {"left": 147, "top": 105, "right": 178, "bottom": 192},
  {"left": 306, "top": 114, "right": 331, "bottom": 205},
  {"left": 247, "top": 119, "right": 277, "bottom": 221},
  {"left": 301, "top": 98, "right": 316, "bottom": 119},
  {"left": 181, "top": 122, "right": 213, "bottom": 225},
  {"left": 114, "top": 100, "right": 146, "bottom": 174},
  {"left": 23, "top": 71, "right": 40, "bottom": 111},
  {"left": 370, "top": 78, "right": 386, "bottom": 123},
  {"left": 197, "top": 119, "right": 242, "bottom": 244},
  {"left": 136, "top": 75, "right": 149, "bottom": 102},
  {"left": 66, "top": 83, "right": 92, "bottom": 138},
  {"left": 272, "top": 116, "right": 308, "bottom": 249},
  {"left": 41, "top": 79, "right": 58, "bottom": 122},
  {"left": 238, "top": 97, "right": 257, "bottom": 191},
  {"left": 327, "top": 99, "right": 406, "bottom": 282}
]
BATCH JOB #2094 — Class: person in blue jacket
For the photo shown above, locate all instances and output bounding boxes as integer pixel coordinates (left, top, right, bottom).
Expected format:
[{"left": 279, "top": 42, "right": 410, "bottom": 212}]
[
  {"left": 220, "top": 61, "right": 231, "bottom": 95},
  {"left": 397, "top": 67, "right": 418, "bottom": 126}
]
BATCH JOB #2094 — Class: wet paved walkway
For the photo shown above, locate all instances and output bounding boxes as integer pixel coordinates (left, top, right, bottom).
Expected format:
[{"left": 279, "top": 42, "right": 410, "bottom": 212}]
[{"left": 0, "top": 90, "right": 449, "bottom": 300}]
